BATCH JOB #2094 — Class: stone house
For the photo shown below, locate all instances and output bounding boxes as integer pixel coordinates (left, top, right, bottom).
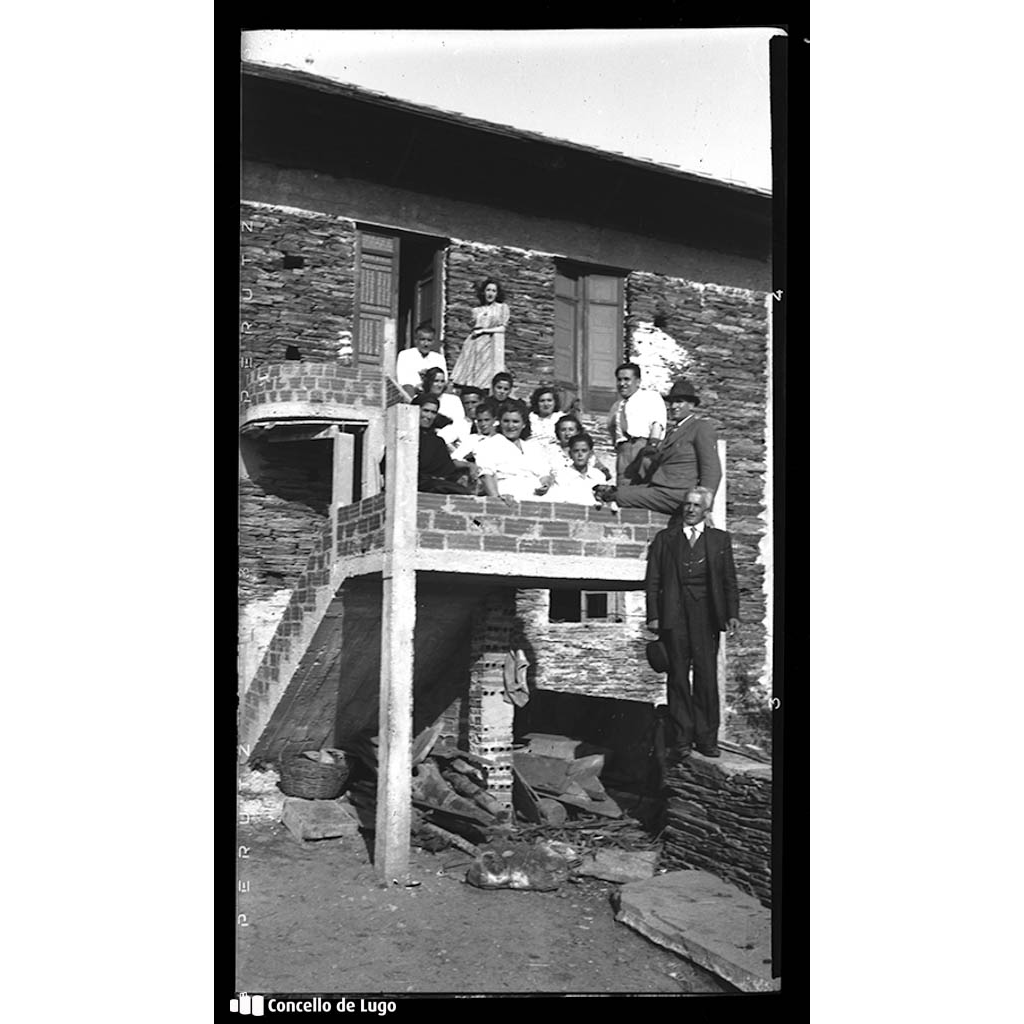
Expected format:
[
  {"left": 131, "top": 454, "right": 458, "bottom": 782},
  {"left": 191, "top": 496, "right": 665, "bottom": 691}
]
[{"left": 238, "top": 62, "right": 775, "bottom": 818}]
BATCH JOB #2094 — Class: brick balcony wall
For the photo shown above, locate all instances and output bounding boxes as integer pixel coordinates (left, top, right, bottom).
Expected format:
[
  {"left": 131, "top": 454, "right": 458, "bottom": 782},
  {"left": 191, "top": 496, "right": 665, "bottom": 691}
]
[
  {"left": 416, "top": 493, "right": 667, "bottom": 560},
  {"left": 240, "top": 202, "right": 357, "bottom": 364},
  {"left": 336, "top": 494, "right": 387, "bottom": 559},
  {"left": 240, "top": 361, "right": 381, "bottom": 418}
]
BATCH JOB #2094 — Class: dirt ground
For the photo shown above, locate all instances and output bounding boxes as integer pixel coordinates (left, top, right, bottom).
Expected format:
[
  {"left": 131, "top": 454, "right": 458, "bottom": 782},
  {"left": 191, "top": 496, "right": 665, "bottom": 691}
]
[{"left": 236, "top": 820, "right": 734, "bottom": 996}]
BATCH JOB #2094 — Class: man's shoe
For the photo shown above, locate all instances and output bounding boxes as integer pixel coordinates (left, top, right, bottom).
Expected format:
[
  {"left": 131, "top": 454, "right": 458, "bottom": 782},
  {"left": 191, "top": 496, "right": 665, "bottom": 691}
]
[
  {"left": 695, "top": 744, "right": 721, "bottom": 758},
  {"left": 668, "top": 743, "right": 692, "bottom": 761}
]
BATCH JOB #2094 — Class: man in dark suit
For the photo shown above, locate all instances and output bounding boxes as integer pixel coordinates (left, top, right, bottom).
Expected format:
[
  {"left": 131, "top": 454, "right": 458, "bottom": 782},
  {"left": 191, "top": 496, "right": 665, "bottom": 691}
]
[
  {"left": 645, "top": 486, "right": 740, "bottom": 758},
  {"left": 594, "top": 378, "right": 722, "bottom": 514}
]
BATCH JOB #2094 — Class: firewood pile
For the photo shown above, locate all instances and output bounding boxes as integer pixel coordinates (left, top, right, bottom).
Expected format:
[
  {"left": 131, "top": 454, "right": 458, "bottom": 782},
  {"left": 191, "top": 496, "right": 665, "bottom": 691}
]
[{"left": 340, "top": 728, "right": 663, "bottom": 867}]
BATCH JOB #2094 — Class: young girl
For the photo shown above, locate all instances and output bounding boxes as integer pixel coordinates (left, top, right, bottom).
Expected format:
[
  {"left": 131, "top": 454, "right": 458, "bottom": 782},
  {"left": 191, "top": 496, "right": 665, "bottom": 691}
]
[
  {"left": 528, "top": 385, "right": 561, "bottom": 445},
  {"left": 451, "top": 277, "right": 510, "bottom": 389}
]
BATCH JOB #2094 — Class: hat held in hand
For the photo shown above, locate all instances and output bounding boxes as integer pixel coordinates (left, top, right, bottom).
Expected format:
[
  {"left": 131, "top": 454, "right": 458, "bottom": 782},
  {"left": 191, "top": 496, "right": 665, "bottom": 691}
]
[{"left": 645, "top": 639, "right": 670, "bottom": 674}]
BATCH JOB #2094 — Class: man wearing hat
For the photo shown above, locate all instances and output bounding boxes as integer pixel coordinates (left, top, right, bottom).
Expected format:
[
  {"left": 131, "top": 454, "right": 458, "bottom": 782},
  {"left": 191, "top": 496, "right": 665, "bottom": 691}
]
[
  {"left": 645, "top": 486, "right": 740, "bottom": 758},
  {"left": 595, "top": 378, "right": 722, "bottom": 514}
]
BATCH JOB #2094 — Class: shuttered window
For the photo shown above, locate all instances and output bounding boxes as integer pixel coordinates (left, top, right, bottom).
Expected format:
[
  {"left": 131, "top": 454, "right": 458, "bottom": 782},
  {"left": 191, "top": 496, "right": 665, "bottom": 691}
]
[
  {"left": 552, "top": 265, "right": 624, "bottom": 414},
  {"left": 354, "top": 231, "right": 400, "bottom": 365}
]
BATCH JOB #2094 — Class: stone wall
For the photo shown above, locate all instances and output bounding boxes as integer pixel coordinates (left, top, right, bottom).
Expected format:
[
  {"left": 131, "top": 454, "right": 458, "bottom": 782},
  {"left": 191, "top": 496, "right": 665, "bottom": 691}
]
[
  {"left": 443, "top": 241, "right": 556, "bottom": 386},
  {"left": 626, "top": 275, "right": 769, "bottom": 728},
  {"left": 240, "top": 202, "right": 357, "bottom": 364},
  {"left": 660, "top": 754, "right": 772, "bottom": 908},
  {"left": 238, "top": 439, "right": 333, "bottom": 606},
  {"left": 515, "top": 589, "right": 666, "bottom": 704}
]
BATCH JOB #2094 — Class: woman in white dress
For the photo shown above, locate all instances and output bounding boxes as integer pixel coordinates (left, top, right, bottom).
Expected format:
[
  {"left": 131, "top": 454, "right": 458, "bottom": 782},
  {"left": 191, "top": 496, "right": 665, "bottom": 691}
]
[
  {"left": 477, "top": 400, "right": 556, "bottom": 504},
  {"left": 451, "top": 277, "right": 510, "bottom": 389}
]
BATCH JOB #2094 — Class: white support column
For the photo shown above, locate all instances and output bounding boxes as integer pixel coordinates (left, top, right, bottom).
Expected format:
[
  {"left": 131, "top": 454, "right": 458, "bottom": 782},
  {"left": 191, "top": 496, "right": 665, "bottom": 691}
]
[
  {"left": 330, "top": 428, "right": 355, "bottom": 561},
  {"left": 382, "top": 317, "right": 397, "bottom": 382},
  {"left": 374, "top": 402, "right": 419, "bottom": 882},
  {"left": 362, "top": 415, "right": 385, "bottom": 498},
  {"left": 716, "top": 439, "right": 728, "bottom": 740}
]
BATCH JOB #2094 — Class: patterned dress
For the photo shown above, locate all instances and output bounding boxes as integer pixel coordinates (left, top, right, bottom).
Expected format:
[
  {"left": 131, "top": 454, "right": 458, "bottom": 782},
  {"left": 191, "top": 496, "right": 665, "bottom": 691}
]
[{"left": 451, "top": 302, "right": 509, "bottom": 388}]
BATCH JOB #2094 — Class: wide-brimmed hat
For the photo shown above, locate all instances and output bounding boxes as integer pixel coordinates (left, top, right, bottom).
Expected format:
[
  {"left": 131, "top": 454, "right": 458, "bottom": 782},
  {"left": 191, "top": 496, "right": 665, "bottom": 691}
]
[
  {"left": 664, "top": 379, "right": 700, "bottom": 405},
  {"left": 645, "top": 639, "right": 670, "bottom": 674}
]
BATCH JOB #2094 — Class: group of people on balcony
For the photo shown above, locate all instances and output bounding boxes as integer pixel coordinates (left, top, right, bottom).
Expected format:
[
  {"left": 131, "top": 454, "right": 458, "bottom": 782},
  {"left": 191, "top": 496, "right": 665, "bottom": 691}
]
[{"left": 399, "top": 275, "right": 722, "bottom": 517}]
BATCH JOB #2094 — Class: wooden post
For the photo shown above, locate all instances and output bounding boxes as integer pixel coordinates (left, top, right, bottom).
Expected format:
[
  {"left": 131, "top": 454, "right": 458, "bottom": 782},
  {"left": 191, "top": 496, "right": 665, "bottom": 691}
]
[
  {"left": 374, "top": 402, "right": 418, "bottom": 881},
  {"left": 716, "top": 439, "right": 728, "bottom": 740}
]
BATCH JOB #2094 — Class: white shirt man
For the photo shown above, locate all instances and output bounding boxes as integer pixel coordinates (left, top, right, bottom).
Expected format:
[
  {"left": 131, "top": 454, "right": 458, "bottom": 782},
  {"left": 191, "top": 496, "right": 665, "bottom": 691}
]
[
  {"left": 607, "top": 363, "right": 667, "bottom": 484},
  {"left": 396, "top": 327, "right": 447, "bottom": 393}
]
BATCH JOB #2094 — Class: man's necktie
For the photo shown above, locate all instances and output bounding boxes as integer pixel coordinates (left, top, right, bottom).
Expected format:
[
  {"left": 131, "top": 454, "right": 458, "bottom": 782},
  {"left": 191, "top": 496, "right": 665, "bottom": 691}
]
[{"left": 688, "top": 528, "right": 698, "bottom": 547}]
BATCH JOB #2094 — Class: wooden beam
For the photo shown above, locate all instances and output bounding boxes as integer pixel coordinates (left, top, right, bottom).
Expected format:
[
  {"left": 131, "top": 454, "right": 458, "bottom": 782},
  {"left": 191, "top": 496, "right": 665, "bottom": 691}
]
[{"left": 374, "top": 403, "right": 419, "bottom": 881}]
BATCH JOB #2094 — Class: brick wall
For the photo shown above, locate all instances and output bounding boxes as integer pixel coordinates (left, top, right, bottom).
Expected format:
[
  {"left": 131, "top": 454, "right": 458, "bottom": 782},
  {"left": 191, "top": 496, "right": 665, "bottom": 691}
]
[
  {"left": 416, "top": 493, "right": 667, "bottom": 562},
  {"left": 241, "top": 518, "right": 337, "bottom": 744},
  {"left": 240, "top": 361, "right": 381, "bottom": 416},
  {"left": 661, "top": 755, "right": 772, "bottom": 908},
  {"left": 335, "top": 494, "right": 386, "bottom": 559},
  {"left": 240, "top": 202, "right": 357, "bottom": 364},
  {"left": 238, "top": 439, "right": 333, "bottom": 606}
]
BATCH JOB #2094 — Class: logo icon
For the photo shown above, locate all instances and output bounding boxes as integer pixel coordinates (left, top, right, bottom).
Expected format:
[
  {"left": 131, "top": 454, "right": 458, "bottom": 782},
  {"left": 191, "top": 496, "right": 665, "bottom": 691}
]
[{"left": 230, "top": 994, "right": 265, "bottom": 1015}]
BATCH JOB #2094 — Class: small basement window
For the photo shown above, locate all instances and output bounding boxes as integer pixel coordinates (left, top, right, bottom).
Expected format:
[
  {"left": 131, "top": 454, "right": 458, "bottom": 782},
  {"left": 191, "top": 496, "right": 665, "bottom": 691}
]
[{"left": 548, "top": 590, "right": 625, "bottom": 623}]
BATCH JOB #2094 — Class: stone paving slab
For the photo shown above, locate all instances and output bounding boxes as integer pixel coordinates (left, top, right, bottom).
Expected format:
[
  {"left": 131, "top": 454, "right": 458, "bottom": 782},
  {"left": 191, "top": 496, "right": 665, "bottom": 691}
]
[
  {"left": 577, "top": 848, "right": 659, "bottom": 884},
  {"left": 614, "top": 869, "right": 778, "bottom": 992},
  {"left": 281, "top": 797, "right": 361, "bottom": 841}
]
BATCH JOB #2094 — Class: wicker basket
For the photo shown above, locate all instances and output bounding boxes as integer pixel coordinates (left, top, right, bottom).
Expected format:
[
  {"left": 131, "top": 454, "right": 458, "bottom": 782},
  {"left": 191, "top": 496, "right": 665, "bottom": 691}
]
[{"left": 278, "top": 751, "right": 350, "bottom": 800}]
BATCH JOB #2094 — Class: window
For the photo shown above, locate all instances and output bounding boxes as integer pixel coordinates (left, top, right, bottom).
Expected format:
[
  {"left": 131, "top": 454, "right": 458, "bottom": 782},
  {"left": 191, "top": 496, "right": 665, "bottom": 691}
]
[
  {"left": 553, "top": 264, "right": 626, "bottom": 414},
  {"left": 548, "top": 589, "right": 626, "bottom": 623}
]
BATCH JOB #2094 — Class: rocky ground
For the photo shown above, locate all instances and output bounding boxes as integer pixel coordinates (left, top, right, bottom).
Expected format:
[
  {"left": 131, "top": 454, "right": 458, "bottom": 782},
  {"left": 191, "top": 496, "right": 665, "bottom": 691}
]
[{"left": 235, "top": 820, "right": 735, "bottom": 997}]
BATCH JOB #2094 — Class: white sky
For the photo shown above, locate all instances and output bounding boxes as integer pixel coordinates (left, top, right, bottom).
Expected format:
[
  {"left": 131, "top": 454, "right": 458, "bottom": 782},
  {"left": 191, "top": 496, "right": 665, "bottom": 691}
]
[{"left": 242, "top": 28, "right": 781, "bottom": 192}]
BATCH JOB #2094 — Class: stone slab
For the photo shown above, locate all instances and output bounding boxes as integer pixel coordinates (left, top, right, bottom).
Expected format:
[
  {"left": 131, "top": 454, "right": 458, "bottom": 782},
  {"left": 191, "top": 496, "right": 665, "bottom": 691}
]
[
  {"left": 615, "top": 869, "right": 778, "bottom": 992},
  {"left": 577, "top": 848, "right": 659, "bottom": 884},
  {"left": 281, "top": 796, "right": 360, "bottom": 841}
]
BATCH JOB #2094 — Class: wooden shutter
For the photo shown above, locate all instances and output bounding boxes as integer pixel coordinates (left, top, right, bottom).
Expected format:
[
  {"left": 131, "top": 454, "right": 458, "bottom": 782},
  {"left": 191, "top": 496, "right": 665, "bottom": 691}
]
[
  {"left": 413, "top": 249, "right": 443, "bottom": 339},
  {"left": 355, "top": 231, "right": 399, "bottom": 365},
  {"left": 553, "top": 271, "right": 578, "bottom": 386},
  {"left": 583, "top": 275, "right": 623, "bottom": 412}
]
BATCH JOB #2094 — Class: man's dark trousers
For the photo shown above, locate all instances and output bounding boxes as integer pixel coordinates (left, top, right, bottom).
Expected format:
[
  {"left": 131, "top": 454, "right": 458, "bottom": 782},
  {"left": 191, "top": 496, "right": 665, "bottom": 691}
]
[{"left": 663, "top": 589, "right": 719, "bottom": 750}]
